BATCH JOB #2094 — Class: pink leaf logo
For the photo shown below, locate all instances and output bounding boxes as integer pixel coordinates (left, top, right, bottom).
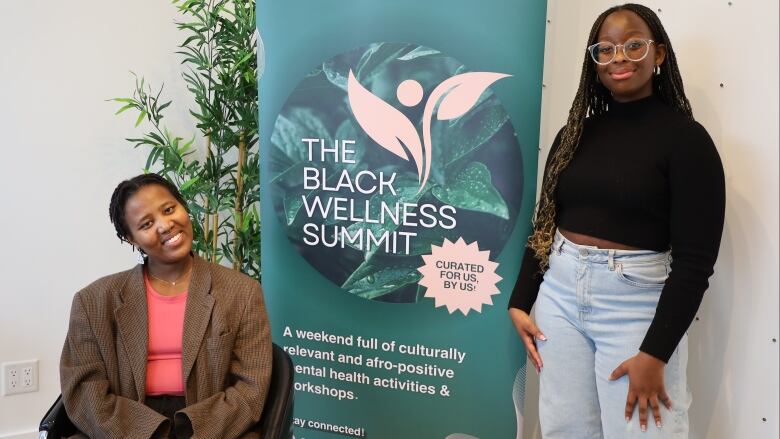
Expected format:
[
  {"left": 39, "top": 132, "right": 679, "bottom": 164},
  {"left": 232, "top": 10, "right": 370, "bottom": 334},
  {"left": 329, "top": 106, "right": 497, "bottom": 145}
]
[
  {"left": 347, "top": 70, "right": 424, "bottom": 180},
  {"left": 434, "top": 72, "right": 511, "bottom": 120},
  {"left": 348, "top": 69, "right": 510, "bottom": 192},
  {"left": 421, "top": 72, "right": 510, "bottom": 190}
]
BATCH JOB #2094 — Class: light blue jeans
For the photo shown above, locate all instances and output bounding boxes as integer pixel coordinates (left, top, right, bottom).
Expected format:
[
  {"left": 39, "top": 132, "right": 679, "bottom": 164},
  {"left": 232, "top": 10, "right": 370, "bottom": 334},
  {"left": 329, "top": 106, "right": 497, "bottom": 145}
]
[{"left": 535, "top": 230, "right": 690, "bottom": 439}]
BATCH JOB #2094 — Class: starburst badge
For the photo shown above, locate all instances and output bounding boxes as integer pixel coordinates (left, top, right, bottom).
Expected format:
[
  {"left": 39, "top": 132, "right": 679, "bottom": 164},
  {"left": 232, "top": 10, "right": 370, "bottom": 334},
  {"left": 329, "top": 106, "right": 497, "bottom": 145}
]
[{"left": 418, "top": 237, "right": 502, "bottom": 315}]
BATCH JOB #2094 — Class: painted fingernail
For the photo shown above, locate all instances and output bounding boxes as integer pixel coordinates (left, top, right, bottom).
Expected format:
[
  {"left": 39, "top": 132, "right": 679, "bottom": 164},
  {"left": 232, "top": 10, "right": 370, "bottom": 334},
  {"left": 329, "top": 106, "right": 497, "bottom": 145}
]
[
  {"left": 538, "top": 334, "right": 547, "bottom": 341},
  {"left": 641, "top": 424, "right": 647, "bottom": 432},
  {"left": 656, "top": 421, "right": 662, "bottom": 428},
  {"left": 625, "top": 416, "right": 630, "bottom": 422}
]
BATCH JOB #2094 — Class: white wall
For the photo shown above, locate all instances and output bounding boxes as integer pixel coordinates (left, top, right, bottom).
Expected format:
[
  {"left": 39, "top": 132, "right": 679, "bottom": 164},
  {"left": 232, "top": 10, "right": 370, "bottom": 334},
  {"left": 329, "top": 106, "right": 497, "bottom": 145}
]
[
  {"left": 0, "top": 1, "right": 193, "bottom": 437},
  {"left": 524, "top": 1, "right": 779, "bottom": 438}
]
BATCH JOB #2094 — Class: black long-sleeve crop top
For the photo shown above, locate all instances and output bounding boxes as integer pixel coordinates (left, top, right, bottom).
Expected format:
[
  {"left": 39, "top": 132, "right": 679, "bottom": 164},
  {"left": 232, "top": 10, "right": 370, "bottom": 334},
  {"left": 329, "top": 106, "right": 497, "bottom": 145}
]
[{"left": 509, "top": 94, "right": 726, "bottom": 363}]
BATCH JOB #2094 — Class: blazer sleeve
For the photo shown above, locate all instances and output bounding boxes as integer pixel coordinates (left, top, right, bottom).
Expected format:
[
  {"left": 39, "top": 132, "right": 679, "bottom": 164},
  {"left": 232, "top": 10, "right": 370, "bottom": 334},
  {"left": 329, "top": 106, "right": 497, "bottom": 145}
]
[
  {"left": 60, "top": 292, "right": 169, "bottom": 439},
  {"left": 175, "top": 281, "right": 273, "bottom": 438}
]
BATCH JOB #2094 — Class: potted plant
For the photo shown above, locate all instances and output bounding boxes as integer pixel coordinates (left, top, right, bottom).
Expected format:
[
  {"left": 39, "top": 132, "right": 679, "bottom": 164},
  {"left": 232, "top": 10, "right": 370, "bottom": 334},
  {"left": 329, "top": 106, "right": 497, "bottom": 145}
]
[{"left": 112, "top": 0, "right": 260, "bottom": 278}]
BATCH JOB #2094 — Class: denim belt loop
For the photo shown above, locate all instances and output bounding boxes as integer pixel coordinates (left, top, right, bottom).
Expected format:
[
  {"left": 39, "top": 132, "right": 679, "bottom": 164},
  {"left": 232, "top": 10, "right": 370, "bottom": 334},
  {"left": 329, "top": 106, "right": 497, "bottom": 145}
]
[{"left": 607, "top": 249, "right": 616, "bottom": 271}]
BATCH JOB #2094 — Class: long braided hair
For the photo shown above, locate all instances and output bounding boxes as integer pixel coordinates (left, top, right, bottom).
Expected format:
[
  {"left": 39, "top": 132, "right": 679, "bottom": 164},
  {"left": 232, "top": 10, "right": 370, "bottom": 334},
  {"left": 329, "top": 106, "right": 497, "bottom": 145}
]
[{"left": 528, "top": 3, "right": 693, "bottom": 271}]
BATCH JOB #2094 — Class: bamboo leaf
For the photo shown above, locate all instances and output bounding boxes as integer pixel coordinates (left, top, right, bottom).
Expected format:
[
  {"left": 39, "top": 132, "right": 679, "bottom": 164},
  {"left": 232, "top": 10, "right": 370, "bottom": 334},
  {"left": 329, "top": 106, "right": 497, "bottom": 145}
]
[
  {"left": 115, "top": 104, "right": 135, "bottom": 115},
  {"left": 115, "top": 0, "right": 261, "bottom": 280},
  {"left": 157, "top": 101, "right": 172, "bottom": 113},
  {"left": 145, "top": 147, "right": 163, "bottom": 171},
  {"left": 181, "top": 176, "right": 200, "bottom": 191},
  {"left": 134, "top": 110, "right": 147, "bottom": 127},
  {"left": 111, "top": 97, "right": 136, "bottom": 104}
]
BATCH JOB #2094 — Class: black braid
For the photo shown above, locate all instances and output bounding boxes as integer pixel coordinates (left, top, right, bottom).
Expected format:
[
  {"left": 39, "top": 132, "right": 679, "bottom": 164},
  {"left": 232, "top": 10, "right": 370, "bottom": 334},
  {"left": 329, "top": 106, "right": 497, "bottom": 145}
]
[{"left": 620, "top": 4, "right": 693, "bottom": 117}]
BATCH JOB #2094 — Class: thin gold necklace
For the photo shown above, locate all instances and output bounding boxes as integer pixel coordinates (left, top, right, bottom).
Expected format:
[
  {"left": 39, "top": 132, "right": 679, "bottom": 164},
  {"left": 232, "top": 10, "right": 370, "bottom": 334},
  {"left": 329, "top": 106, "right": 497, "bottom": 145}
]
[{"left": 148, "top": 260, "right": 192, "bottom": 286}]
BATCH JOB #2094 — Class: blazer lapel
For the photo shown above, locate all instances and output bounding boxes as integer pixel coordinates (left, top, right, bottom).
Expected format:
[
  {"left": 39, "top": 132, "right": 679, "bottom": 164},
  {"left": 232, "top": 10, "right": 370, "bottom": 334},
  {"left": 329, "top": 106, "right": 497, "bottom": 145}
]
[
  {"left": 114, "top": 264, "right": 149, "bottom": 401},
  {"left": 181, "top": 256, "right": 214, "bottom": 399}
]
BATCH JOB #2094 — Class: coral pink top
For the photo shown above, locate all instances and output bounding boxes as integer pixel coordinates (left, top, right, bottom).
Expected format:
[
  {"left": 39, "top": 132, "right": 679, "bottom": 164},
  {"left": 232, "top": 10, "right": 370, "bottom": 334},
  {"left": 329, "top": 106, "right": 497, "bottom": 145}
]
[{"left": 144, "top": 274, "right": 187, "bottom": 396}]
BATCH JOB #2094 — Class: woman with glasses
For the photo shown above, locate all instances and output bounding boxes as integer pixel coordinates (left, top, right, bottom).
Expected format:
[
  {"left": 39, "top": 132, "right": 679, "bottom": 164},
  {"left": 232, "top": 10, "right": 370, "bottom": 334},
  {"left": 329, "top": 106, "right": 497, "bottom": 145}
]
[{"left": 509, "top": 4, "right": 724, "bottom": 438}]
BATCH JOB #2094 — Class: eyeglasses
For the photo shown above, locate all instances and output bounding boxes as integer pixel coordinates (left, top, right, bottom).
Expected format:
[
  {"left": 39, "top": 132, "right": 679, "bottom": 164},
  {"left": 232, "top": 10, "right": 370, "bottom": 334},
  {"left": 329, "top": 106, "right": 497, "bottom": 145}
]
[{"left": 587, "top": 38, "right": 655, "bottom": 65}]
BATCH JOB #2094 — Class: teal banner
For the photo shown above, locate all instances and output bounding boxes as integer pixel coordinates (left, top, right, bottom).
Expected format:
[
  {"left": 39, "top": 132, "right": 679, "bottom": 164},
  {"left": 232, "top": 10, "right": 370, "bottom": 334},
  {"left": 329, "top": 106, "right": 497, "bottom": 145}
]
[{"left": 259, "top": 1, "right": 546, "bottom": 437}]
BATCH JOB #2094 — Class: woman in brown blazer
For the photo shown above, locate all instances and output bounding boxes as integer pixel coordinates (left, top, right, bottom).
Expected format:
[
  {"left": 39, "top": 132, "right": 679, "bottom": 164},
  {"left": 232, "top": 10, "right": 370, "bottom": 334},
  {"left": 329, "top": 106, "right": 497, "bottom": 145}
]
[{"left": 60, "top": 173, "right": 272, "bottom": 438}]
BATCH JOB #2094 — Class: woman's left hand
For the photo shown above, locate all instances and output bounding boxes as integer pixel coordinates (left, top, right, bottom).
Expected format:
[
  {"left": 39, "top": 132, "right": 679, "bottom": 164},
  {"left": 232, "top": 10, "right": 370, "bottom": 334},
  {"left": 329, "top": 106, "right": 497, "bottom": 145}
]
[{"left": 609, "top": 351, "right": 672, "bottom": 432}]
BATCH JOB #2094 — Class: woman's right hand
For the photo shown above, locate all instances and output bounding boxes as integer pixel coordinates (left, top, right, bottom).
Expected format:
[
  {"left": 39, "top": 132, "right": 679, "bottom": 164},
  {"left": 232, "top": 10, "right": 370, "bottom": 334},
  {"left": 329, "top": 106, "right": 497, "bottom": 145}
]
[{"left": 508, "top": 308, "right": 546, "bottom": 373}]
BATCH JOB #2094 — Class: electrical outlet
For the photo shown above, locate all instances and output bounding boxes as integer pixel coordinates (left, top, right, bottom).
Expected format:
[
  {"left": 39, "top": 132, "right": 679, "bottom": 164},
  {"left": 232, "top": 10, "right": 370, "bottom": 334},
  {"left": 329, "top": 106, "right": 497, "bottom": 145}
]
[{"left": 2, "top": 360, "right": 38, "bottom": 395}]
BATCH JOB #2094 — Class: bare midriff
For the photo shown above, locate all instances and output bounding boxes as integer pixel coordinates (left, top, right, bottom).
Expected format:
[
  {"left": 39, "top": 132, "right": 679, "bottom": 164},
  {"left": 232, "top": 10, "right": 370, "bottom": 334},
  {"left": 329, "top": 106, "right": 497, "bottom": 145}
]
[{"left": 559, "top": 228, "right": 642, "bottom": 250}]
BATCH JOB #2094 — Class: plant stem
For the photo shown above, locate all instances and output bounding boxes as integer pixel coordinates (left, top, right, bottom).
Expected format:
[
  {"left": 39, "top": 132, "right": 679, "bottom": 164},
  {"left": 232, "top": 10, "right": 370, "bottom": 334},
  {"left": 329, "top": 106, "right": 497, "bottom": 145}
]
[
  {"left": 212, "top": 211, "right": 218, "bottom": 263},
  {"left": 203, "top": 134, "right": 212, "bottom": 260},
  {"left": 232, "top": 131, "right": 246, "bottom": 270},
  {"left": 208, "top": 0, "right": 218, "bottom": 265}
]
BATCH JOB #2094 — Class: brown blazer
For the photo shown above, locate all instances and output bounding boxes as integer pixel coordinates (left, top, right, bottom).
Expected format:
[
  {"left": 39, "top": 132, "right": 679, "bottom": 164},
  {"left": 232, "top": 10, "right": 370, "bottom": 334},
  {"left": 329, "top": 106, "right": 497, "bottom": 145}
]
[{"left": 60, "top": 256, "right": 272, "bottom": 439}]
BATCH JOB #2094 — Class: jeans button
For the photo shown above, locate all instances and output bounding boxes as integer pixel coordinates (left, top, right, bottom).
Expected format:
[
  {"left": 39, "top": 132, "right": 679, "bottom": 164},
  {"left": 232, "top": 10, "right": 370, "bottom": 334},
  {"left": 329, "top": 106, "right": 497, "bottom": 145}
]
[{"left": 579, "top": 248, "right": 588, "bottom": 256}]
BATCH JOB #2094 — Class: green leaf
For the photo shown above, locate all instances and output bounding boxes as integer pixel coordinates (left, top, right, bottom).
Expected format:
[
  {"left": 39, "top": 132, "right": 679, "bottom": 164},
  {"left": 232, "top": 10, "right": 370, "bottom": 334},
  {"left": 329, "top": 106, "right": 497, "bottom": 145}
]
[
  {"left": 342, "top": 174, "right": 427, "bottom": 260},
  {"left": 270, "top": 108, "right": 329, "bottom": 164},
  {"left": 448, "top": 104, "right": 508, "bottom": 167},
  {"left": 233, "top": 52, "right": 253, "bottom": 70},
  {"left": 147, "top": 132, "right": 166, "bottom": 146},
  {"left": 157, "top": 101, "right": 172, "bottom": 114},
  {"left": 145, "top": 147, "right": 163, "bottom": 171},
  {"left": 282, "top": 193, "right": 304, "bottom": 226},
  {"left": 115, "top": 104, "right": 135, "bottom": 115},
  {"left": 416, "top": 285, "right": 427, "bottom": 302},
  {"left": 355, "top": 43, "right": 411, "bottom": 83},
  {"left": 404, "top": 226, "right": 459, "bottom": 256},
  {"left": 322, "top": 59, "right": 348, "bottom": 91},
  {"left": 430, "top": 100, "right": 509, "bottom": 182},
  {"left": 343, "top": 261, "right": 423, "bottom": 300},
  {"left": 180, "top": 34, "right": 203, "bottom": 48},
  {"left": 397, "top": 47, "right": 442, "bottom": 61},
  {"left": 114, "top": 0, "right": 261, "bottom": 279},
  {"left": 111, "top": 97, "right": 136, "bottom": 104},
  {"left": 333, "top": 119, "right": 366, "bottom": 174},
  {"left": 431, "top": 162, "right": 509, "bottom": 219},
  {"left": 134, "top": 110, "right": 147, "bottom": 127}
]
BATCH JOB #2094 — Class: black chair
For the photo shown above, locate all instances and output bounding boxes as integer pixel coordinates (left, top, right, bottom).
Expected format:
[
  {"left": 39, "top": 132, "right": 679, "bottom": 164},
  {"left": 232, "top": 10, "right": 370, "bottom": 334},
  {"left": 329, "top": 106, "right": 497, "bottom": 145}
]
[
  {"left": 40, "top": 343, "right": 295, "bottom": 439},
  {"left": 256, "top": 343, "right": 295, "bottom": 438}
]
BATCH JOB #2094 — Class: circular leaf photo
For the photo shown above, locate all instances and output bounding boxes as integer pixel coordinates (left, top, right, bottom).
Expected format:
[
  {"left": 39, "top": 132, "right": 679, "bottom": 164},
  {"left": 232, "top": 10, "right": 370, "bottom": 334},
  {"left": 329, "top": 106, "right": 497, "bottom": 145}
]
[{"left": 269, "top": 42, "right": 524, "bottom": 303}]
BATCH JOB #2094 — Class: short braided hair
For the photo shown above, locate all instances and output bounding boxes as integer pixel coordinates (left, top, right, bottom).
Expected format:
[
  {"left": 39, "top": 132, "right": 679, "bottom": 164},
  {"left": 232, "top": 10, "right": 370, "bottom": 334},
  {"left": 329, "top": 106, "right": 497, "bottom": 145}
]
[
  {"left": 528, "top": 3, "right": 693, "bottom": 271},
  {"left": 109, "top": 173, "right": 188, "bottom": 244}
]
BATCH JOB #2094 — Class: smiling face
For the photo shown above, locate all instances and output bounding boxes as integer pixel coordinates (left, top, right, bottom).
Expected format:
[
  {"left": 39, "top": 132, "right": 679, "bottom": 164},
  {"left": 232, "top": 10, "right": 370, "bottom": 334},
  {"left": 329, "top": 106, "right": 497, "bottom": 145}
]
[
  {"left": 595, "top": 10, "right": 666, "bottom": 102},
  {"left": 123, "top": 184, "right": 193, "bottom": 265}
]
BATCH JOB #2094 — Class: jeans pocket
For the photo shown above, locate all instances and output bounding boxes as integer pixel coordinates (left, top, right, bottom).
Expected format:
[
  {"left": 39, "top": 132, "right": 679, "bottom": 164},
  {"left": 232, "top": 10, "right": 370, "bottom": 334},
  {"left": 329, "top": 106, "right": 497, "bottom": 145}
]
[{"left": 615, "top": 262, "right": 668, "bottom": 288}]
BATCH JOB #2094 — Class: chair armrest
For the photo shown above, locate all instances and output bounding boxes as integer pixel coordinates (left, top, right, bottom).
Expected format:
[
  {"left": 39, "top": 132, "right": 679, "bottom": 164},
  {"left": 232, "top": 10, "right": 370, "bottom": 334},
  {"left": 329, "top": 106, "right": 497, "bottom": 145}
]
[
  {"left": 257, "top": 343, "right": 295, "bottom": 439},
  {"left": 39, "top": 394, "right": 79, "bottom": 439}
]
